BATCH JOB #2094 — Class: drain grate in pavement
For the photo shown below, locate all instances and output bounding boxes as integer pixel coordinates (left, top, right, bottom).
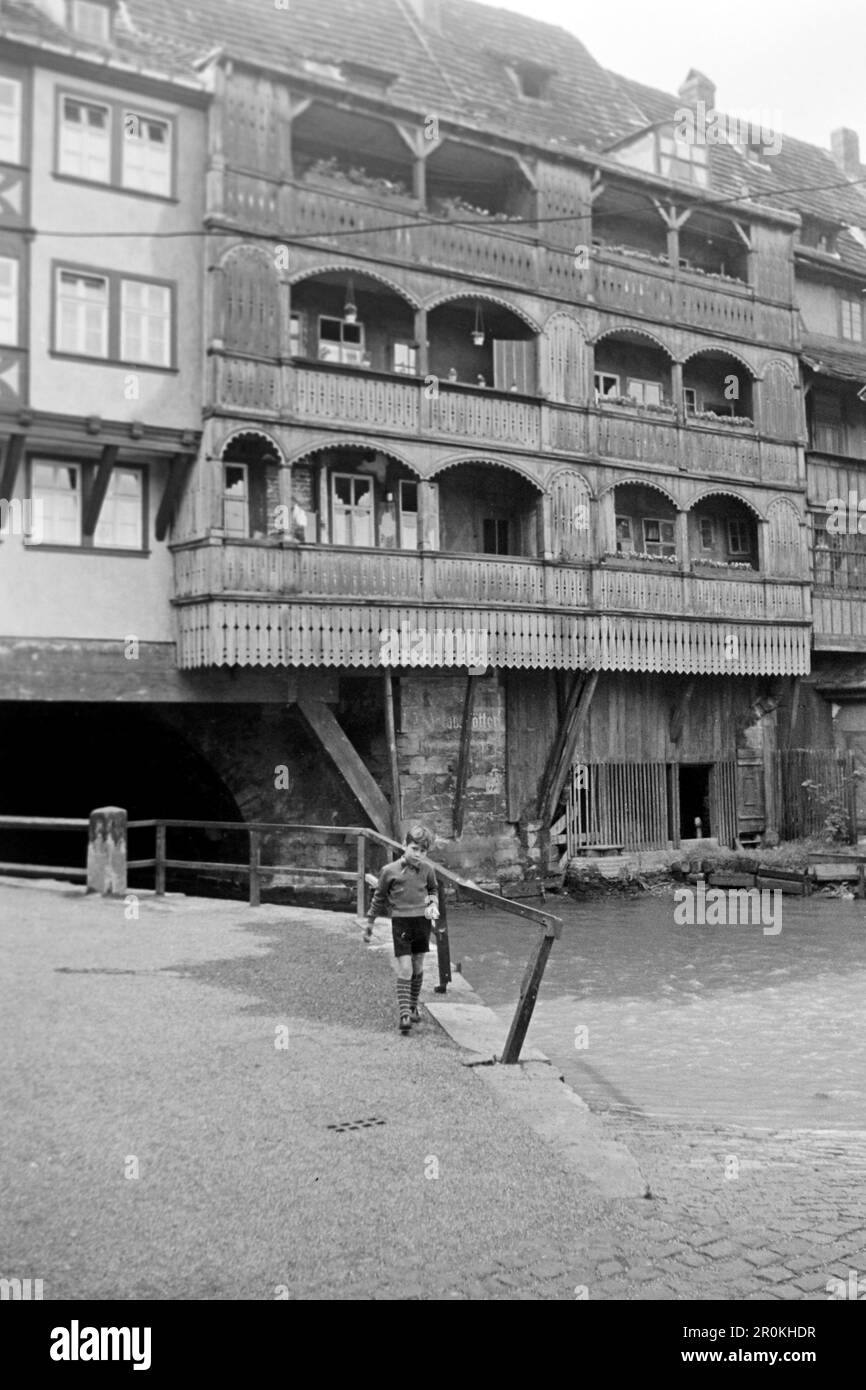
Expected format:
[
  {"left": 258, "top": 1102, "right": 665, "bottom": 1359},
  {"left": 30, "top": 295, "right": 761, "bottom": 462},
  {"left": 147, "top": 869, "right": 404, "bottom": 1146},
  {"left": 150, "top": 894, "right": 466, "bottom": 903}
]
[{"left": 326, "top": 1117, "right": 386, "bottom": 1134}]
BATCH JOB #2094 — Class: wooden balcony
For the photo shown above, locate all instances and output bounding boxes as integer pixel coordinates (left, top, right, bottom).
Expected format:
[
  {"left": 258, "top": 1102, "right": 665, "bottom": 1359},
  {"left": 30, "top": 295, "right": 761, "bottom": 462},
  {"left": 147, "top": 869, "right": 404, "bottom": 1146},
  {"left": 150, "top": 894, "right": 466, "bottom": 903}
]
[
  {"left": 218, "top": 177, "right": 795, "bottom": 344},
  {"left": 209, "top": 357, "right": 798, "bottom": 484},
  {"left": 172, "top": 541, "right": 810, "bottom": 676}
]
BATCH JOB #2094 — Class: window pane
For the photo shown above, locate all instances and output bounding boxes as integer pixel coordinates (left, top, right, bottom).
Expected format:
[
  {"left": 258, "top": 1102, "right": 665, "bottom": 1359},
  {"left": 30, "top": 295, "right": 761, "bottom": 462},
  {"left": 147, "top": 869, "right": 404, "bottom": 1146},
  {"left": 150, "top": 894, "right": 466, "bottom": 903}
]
[
  {"left": 94, "top": 468, "right": 143, "bottom": 549},
  {"left": 0, "top": 77, "right": 22, "bottom": 164},
  {"left": 120, "top": 280, "right": 171, "bottom": 366},
  {"left": 32, "top": 461, "right": 81, "bottom": 544},
  {"left": 122, "top": 112, "right": 172, "bottom": 195},
  {"left": 59, "top": 98, "right": 110, "bottom": 181},
  {"left": 56, "top": 271, "right": 108, "bottom": 356},
  {"left": 0, "top": 255, "right": 18, "bottom": 344},
  {"left": 320, "top": 318, "right": 341, "bottom": 342}
]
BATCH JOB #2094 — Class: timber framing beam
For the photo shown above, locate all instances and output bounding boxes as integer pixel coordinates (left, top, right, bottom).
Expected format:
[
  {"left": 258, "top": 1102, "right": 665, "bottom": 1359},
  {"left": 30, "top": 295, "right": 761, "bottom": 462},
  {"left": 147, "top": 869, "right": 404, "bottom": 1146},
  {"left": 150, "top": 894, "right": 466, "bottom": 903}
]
[
  {"left": 669, "top": 679, "right": 696, "bottom": 744},
  {"left": 297, "top": 698, "right": 392, "bottom": 836},
  {"left": 382, "top": 671, "right": 403, "bottom": 840},
  {"left": 452, "top": 673, "right": 480, "bottom": 839},
  {"left": 82, "top": 446, "right": 118, "bottom": 537},
  {"left": 538, "top": 669, "right": 600, "bottom": 828},
  {"left": 155, "top": 453, "right": 195, "bottom": 543},
  {"left": 0, "top": 433, "right": 26, "bottom": 501}
]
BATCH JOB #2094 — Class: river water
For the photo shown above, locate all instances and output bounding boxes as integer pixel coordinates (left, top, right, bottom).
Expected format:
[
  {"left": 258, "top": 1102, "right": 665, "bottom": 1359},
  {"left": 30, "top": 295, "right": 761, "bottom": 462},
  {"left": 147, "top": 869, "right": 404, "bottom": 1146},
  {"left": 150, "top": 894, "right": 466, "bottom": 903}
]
[{"left": 447, "top": 892, "right": 866, "bottom": 1131}]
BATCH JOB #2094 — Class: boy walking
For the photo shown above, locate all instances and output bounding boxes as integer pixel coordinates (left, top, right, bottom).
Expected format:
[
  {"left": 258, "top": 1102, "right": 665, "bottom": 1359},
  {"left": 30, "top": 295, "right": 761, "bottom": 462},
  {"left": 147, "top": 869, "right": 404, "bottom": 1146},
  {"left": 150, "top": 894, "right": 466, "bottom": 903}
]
[{"left": 363, "top": 826, "right": 439, "bottom": 1034}]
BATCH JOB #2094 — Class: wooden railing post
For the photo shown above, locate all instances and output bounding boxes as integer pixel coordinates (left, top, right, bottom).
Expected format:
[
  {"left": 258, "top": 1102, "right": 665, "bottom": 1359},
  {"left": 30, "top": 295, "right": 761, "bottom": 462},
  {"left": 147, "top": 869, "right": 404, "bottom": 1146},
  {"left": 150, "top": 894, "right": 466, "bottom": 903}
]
[
  {"left": 155, "top": 823, "right": 166, "bottom": 896},
  {"left": 249, "top": 829, "right": 262, "bottom": 907},
  {"left": 356, "top": 831, "right": 367, "bottom": 917},
  {"left": 433, "top": 876, "right": 452, "bottom": 993},
  {"left": 500, "top": 923, "right": 557, "bottom": 1063}
]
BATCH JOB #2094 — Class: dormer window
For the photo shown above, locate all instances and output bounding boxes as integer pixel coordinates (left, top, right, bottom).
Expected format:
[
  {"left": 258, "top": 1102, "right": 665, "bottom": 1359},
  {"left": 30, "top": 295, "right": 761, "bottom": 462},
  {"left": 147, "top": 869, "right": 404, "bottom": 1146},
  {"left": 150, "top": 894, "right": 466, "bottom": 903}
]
[
  {"left": 69, "top": 0, "right": 113, "bottom": 44},
  {"left": 509, "top": 60, "right": 554, "bottom": 101},
  {"left": 301, "top": 58, "right": 345, "bottom": 82},
  {"left": 659, "top": 131, "right": 708, "bottom": 186}
]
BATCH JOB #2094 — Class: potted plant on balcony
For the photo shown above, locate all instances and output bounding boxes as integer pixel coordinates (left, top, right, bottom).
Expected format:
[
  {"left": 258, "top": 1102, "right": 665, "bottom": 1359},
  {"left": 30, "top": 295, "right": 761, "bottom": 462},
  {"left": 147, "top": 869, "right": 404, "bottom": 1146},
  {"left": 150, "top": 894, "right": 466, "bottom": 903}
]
[
  {"left": 690, "top": 409, "right": 755, "bottom": 429},
  {"left": 302, "top": 156, "right": 416, "bottom": 208},
  {"left": 430, "top": 193, "right": 509, "bottom": 222}
]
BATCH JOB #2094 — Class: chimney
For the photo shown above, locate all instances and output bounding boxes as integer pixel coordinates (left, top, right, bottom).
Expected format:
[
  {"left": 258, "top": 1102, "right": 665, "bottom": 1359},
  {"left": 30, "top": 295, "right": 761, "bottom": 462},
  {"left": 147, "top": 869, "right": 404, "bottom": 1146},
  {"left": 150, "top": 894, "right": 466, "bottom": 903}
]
[
  {"left": 406, "top": 0, "right": 443, "bottom": 32},
  {"left": 831, "top": 127, "right": 861, "bottom": 176},
  {"left": 678, "top": 69, "right": 716, "bottom": 109}
]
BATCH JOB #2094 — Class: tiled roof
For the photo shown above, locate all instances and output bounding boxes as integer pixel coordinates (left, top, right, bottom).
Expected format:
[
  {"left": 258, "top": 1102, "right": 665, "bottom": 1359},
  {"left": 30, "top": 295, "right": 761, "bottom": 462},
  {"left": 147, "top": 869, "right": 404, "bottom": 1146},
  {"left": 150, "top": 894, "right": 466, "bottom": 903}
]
[
  {"left": 610, "top": 69, "right": 866, "bottom": 275},
  {"left": 0, "top": 0, "right": 200, "bottom": 77},
  {"left": 802, "top": 337, "right": 866, "bottom": 383},
  {"left": 118, "top": 0, "right": 649, "bottom": 149}
]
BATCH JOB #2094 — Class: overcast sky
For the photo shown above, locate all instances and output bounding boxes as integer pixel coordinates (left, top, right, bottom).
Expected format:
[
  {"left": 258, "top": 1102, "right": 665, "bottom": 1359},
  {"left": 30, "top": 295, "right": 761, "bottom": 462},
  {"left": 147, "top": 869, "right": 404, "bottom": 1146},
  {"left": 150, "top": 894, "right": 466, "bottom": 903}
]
[{"left": 475, "top": 0, "right": 864, "bottom": 152}]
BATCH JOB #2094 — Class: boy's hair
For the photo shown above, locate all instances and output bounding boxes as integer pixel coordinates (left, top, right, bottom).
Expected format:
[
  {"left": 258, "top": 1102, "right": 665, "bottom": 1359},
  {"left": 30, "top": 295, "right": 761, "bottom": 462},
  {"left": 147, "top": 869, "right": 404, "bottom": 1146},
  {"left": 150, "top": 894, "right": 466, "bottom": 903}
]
[{"left": 403, "top": 824, "right": 432, "bottom": 852}]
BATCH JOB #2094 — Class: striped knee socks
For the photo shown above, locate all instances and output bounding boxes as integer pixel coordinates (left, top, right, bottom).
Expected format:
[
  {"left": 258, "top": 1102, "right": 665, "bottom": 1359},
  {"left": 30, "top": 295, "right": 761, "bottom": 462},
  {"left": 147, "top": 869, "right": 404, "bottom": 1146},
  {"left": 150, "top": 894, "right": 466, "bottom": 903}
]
[
  {"left": 396, "top": 978, "right": 411, "bottom": 1018},
  {"left": 410, "top": 972, "right": 423, "bottom": 1008}
]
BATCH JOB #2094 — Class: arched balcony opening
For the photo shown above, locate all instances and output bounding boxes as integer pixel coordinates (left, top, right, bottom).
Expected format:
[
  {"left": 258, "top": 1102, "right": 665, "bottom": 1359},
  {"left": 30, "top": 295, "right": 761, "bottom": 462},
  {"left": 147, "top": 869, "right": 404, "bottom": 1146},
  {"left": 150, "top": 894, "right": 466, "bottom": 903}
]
[
  {"left": 612, "top": 483, "right": 678, "bottom": 561},
  {"left": 291, "top": 270, "right": 416, "bottom": 374},
  {"left": 221, "top": 432, "right": 283, "bottom": 540},
  {"left": 293, "top": 102, "right": 416, "bottom": 205},
  {"left": 688, "top": 493, "right": 760, "bottom": 571},
  {"left": 426, "top": 140, "right": 534, "bottom": 223},
  {"left": 427, "top": 297, "right": 537, "bottom": 393},
  {"left": 293, "top": 445, "right": 421, "bottom": 550},
  {"left": 437, "top": 461, "right": 542, "bottom": 558},
  {"left": 593, "top": 330, "right": 675, "bottom": 413},
  {"left": 683, "top": 350, "right": 755, "bottom": 424}
]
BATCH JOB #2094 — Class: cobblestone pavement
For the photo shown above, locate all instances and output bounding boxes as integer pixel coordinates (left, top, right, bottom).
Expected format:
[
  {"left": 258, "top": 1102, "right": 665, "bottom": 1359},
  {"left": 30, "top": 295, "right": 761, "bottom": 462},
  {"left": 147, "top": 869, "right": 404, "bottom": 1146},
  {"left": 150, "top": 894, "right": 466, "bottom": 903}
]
[{"left": 2, "top": 879, "right": 866, "bottom": 1301}]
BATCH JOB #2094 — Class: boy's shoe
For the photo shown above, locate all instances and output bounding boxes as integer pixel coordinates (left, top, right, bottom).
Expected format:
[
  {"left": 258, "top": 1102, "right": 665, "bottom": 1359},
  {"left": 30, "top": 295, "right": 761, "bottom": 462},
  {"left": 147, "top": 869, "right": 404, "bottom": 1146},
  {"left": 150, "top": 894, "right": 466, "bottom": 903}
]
[
  {"left": 409, "top": 1006, "right": 422, "bottom": 1024},
  {"left": 362, "top": 925, "right": 373, "bottom": 942},
  {"left": 399, "top": 1013, "right": 412, "bottom": 1035}
]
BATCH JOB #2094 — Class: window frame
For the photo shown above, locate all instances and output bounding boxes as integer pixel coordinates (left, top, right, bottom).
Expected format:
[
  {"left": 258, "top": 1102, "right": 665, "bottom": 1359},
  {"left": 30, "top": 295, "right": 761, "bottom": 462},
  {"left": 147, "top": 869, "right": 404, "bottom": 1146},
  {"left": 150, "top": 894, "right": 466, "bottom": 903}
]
[
  {"left": 54, "top": 87, "right": 177, "bottom": 200},
  {"left": 26, "top": 455, "right": 149, "bottom": 553},
  {"left": 69, "top": 0, "right": 113, "bottom": 44},
  {"left": 641, "top": 516, "right": 676, "bottom": 557},
  {"left": 121, "top": 108, "right": 173, "bottom": 197},
  {"left": 391, "top": 340, "right": 418, "bottom": 376},
  {"left": 57, "top": 93, "right": 112, "bottom": 184},
  {"left": 698, "top": 516, "right": 715, "bottom": 551},
  {"left": 840, "top": 295, "right": 863, "bottom": 343},
  {"left": 0, "top": 252, "right": 20, "bottom": 346},
  {"left": 331, "top": 471, "right": 375, "bottom": 547},
  {"left": 683, "top": 387, "right": 698, "bottom": 415},
  {"left": 318, "top": 315, "right": 366, "bottom": 365},
  {"left": 727, "top": 517, "right": 752, "bottom": 556},
  {"left": 55, "top": 266, "right": 110, "bottom": 358},
  {"left": 0, "top": 72, "right": 23, "bottom": 167},
  {"left": 626, "top": 377, "right": 662, "bottom": 407},
  {"left": 51, "top": 260, "right": 177, "bottom": 370},
  {"left": 223, "top": 461, "right": 250, "bottom": 538},
  {"left": 397, "top": 478, "right": 419, "bottom": 549},
  {"left": 594, "top": 371, "right": 620, "bottom": 400}
]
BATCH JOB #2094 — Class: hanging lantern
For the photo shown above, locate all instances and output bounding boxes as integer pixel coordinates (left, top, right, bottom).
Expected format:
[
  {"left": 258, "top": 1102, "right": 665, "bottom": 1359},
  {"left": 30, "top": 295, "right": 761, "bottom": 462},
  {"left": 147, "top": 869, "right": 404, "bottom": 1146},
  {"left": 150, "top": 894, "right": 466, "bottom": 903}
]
[
  {"left": 343, "top": 276, "right": 358, "bottom": 324},
  {"left": 471, "top": 301, "right": 485, "bottom": 347}
]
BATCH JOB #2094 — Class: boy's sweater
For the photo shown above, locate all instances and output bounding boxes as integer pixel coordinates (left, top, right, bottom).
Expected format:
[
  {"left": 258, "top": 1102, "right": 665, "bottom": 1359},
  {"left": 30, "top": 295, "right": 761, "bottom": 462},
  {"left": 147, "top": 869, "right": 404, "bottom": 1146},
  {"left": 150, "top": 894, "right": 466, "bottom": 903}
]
[{"left": 368, "top": 857, "right": 438, "bottom": 919}]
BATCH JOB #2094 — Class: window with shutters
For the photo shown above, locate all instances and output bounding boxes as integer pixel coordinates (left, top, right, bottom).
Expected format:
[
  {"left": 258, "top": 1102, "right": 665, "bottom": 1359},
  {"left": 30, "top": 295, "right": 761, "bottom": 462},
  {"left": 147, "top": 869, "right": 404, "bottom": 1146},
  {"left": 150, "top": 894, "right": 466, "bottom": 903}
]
[
  {"left": 0, "top": 76, "right": 22, "bottom": 165},
  {"left": 0, "top": 255, "right": 18, "bottom": 345}
]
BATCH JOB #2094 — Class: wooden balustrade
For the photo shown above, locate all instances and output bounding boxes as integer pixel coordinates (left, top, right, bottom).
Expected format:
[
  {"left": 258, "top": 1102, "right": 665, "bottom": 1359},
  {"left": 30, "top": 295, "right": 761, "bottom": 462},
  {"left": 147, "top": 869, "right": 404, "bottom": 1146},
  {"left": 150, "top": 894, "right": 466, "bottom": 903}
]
[{"left": 172, "top": 541, "right": 808, "bottom": 630}]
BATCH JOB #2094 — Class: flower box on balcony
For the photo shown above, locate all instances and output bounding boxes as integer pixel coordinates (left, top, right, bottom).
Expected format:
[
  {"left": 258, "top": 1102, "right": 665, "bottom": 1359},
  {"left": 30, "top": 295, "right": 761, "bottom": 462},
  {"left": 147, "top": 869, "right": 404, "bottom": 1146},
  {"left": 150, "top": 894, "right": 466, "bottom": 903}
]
[
  {"left": 597, "top": 396, "right": 676, "bottom": 416},
  {"left": 689, "top": 410, "right": 755, "bottom": 430},
  {"left": 603, "top": 551, "right": 680, "bottom": 569},
  {"left": 302, "top": 160, "right": 418, "bottom": 210},
  {"left": 690, "top": 560, "right": 760, "bottom": 580}
]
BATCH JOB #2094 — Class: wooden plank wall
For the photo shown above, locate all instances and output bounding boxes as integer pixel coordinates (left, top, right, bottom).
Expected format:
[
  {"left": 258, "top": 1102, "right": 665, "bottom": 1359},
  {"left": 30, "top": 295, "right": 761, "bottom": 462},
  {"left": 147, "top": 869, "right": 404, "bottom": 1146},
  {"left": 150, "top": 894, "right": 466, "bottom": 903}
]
[
  {"left": 579, "top": 672, "right": 747, "bottom": 763},
  {"left": 505, "top": 670, "right": 558, "bottom": 821}
]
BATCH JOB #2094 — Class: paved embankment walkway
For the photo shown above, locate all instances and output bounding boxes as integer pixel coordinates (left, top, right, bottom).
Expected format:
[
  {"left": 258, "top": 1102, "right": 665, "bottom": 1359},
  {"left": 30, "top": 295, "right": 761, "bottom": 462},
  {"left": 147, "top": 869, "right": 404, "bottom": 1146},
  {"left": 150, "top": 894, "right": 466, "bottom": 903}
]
[{"left": 0, "top": 880, "right": 638, "bottom": 1301}]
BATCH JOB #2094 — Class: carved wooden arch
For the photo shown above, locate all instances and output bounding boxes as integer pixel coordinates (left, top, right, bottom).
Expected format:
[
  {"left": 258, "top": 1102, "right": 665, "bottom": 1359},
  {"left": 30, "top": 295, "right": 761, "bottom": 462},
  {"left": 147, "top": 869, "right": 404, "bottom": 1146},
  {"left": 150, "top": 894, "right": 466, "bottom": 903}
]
[
  {"left": 428, "top": 453, "right": 546, "bottom": 492},
  {"left": 590, "top": 323, "right": 676, "bottom": 359},
  {"left": 687, "top": 487, "right": 765, "bottom": 521},
  {"left": 757, "top": 358, "right": 803, "bottom": 442},
  {"left": 287, "top": 437, "right": 423, "bottom": 476},
  {"left": 599, "top": 475, "right": 679, "bottom": 508},
  {"left": 681, "top": 344, "right": 758, "bottom": 378},
  {"left": 220, "top": 242, "right": 282, "bottom": 356},
  {"left": 757, "top": 356, "right": 799, "bottom": 385},
  {"left": 423, "top": 290, "right": 541, "bottom": 333},
  {"left": 287, "top": 261, "right": 421, "bottom": 309},
  {"left": 548, "top": 467, "right": 594, "bottom": 561},
  {"left": 218, "top": 426, "right": 286, "bottom": 466}
]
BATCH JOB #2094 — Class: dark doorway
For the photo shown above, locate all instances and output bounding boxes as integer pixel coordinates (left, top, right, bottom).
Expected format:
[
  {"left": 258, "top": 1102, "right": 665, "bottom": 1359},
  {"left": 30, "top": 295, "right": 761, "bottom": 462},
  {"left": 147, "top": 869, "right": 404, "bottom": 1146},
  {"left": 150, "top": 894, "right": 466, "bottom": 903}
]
[{"left": 679, "top": 762, "right": 712, "bottom": 839}]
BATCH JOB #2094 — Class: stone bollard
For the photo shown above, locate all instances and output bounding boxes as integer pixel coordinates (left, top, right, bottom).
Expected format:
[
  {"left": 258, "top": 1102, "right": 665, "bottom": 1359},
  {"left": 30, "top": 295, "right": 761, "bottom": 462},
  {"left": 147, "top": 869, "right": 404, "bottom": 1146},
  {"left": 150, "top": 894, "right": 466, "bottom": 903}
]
[{"left": 86, "top": 807, "right": 128, "bottom": 896}]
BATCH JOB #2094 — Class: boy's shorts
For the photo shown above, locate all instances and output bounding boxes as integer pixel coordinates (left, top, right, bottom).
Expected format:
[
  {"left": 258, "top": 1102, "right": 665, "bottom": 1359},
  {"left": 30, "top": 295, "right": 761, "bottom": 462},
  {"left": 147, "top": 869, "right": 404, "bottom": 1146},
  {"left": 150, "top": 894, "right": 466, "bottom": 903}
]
[{"left": 391, "top": 915, "right": 432, "bottom": 957}]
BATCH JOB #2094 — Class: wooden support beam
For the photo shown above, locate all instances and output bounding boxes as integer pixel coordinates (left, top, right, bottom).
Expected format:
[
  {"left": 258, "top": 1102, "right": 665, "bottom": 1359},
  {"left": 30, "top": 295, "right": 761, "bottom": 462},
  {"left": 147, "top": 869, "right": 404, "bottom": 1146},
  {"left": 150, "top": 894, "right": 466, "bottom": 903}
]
[
  {"left": 155, "top": 453, "right": 195, "bottom": 543},
  {"left": 82, "top": 445, "right": 118, "bottom": 537},
  {"left": 382, "top": 671, "right": 402, "bottom": 840},
  {"left": 538, "top": 670, "right": 599, "bottom": 827},
  {"left": 297, "top": 698, "right": 392, "bottom": 836},
  {"left": 0, "top": 433, "right": 26, "bottom": 501},
  {"left": 452, "top": 673, "right": 479, "bottom": 839}
]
